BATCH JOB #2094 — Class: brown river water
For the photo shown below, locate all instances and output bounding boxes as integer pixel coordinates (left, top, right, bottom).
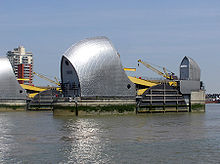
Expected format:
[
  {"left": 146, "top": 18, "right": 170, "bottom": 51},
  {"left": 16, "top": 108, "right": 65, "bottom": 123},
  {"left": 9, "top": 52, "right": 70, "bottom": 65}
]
[{"left": 0, "top": 104, "right": 220, "bottom": 163}]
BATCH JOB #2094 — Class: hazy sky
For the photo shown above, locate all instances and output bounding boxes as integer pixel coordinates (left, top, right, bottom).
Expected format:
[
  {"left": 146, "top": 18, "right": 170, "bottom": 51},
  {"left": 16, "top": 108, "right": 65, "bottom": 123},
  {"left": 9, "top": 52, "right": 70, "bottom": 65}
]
[{"left": 0, "top": 0, "right": 220, "bottom": 93}]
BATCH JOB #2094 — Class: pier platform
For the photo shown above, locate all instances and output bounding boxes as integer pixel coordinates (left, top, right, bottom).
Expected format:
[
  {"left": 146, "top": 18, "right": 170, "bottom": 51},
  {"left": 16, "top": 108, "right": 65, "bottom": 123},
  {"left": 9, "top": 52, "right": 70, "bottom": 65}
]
[{"left": 53, "top": 99, "right": 136, "bottom": 116}]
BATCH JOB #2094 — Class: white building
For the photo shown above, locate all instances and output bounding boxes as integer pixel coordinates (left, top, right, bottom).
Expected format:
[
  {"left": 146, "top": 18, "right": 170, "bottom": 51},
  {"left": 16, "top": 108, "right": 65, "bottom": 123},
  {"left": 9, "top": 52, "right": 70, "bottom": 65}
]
[{"left": 7, "top": 46, "right": 33, "bottom": 85}]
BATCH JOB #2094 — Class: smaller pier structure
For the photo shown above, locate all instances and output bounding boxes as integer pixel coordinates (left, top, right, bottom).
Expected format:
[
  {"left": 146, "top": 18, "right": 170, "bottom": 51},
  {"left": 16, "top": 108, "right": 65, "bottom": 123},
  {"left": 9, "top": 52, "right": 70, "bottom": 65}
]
[{"left": 136, "top": 56, "right": 205, "bottom": 113}]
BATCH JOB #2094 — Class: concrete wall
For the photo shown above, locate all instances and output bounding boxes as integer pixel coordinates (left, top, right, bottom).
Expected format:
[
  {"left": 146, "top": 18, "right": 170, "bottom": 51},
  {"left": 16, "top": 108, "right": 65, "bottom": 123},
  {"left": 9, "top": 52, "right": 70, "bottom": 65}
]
[
  {"left": 0, "top": 100, "right": 27, "bottom": 111},
  {"left": 191, "top": 90, "right": 205, "bottom": 112},
  {"left": 191, "top": 90, "right": 206, "bottom": 104},
  {"left": 53, "top": 99, "right": 136, "bottom": 116}
]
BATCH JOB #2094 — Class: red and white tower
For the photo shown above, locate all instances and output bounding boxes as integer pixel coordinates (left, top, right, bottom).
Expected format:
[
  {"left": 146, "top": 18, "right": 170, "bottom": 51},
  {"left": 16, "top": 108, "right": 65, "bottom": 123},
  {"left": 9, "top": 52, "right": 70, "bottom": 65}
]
[{"left": 7, "top": 46, "right": 33, "bottom": 85}]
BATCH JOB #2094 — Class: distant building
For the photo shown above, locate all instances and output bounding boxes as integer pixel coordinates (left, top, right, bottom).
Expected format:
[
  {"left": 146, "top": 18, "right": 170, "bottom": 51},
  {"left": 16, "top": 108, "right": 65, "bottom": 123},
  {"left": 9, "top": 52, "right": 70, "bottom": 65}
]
[{"left": 6, "top": 46, "right": 33, "bottom": 85}]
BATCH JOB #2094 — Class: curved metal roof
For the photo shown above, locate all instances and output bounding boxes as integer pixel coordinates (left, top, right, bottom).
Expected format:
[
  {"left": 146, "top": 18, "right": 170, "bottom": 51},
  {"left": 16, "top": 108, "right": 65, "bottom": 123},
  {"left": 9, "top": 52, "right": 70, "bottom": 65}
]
[
  {"left": 180, "top": 56, "right": 201, "bottom": 81},
  {"left": 187, "top": 56, "right": 200, "bottom": 72},
  {"left": 0, "top": 57, "right": 26, "bottom": 100},
  {"left": 61, "top": 36, "right": 135, "bottom": 98}
]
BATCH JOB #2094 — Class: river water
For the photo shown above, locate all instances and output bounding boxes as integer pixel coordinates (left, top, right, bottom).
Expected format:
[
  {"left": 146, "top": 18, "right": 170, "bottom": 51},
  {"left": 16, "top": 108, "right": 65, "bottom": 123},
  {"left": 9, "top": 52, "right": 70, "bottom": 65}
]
[{"left": 0, "top": 104, "right": 220, "bottom": 163}]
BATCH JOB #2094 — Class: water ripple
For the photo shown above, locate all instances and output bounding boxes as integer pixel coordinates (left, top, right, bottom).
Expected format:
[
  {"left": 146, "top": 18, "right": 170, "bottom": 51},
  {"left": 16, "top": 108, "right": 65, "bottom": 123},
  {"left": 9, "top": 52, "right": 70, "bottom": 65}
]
[{"left": 0, "top": 105, "right": 220, "bottom": 163}]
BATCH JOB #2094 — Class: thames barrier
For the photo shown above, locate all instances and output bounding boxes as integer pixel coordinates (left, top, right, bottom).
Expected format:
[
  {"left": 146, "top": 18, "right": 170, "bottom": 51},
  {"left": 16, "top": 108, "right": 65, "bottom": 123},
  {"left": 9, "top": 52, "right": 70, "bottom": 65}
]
[{"left": 0, "top": 36, "right": 205, "bottom": 115}]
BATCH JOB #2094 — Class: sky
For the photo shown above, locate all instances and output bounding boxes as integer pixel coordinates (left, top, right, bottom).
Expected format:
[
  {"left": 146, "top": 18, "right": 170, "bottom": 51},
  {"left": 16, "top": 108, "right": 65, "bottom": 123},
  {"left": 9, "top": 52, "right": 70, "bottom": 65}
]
[{"left": 0, "top": 0, "right": 220, "bottom": 93}]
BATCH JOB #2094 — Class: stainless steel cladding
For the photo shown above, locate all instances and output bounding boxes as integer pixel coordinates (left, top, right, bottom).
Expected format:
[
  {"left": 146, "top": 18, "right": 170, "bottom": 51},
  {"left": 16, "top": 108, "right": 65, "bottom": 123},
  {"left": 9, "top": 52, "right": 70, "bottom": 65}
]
[
  {"left": 0, "top": 57, "right": 26, "bottom": 100},
  {"left": 61, "top": 36, "right": 135, "bottom": 98},
  {"left": 180, "top": 56, "right": 201, "bottom": 81},
  {"left": 179, "top": 80, "right": 201, "bottom": 94}
]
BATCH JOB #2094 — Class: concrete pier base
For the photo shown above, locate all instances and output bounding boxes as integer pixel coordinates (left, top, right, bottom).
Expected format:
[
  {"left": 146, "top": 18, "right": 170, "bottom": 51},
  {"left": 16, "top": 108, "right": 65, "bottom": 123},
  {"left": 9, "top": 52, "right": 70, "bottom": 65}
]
[
  {"left": 191, "top": 90, "right": 206, "bottom": 112},
  {"left": 0, "top": 100, "right": 26, "bottom": 111},
  {"left": 53, "top": 99, "right": 136, "bottom": 116}
]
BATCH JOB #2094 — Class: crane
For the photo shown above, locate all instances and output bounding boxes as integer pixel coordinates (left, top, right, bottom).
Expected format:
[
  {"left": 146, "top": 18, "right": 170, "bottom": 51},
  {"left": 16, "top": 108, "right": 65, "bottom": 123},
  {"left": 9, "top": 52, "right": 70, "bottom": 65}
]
[
  {"left": 123, "top": 67, "right": 136, "bottom": 71},
  {"left": 163, "top": 67, "right": 170, "bottom": 77},
  {"left": 17, "top": 78, "right": 30, "bottom": 81},
  {"left": 33, "top": 72, "right": 60, "bottom": 86},
  {"left": 137, "top": 59, "right": 174, "bottom": 80}
]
